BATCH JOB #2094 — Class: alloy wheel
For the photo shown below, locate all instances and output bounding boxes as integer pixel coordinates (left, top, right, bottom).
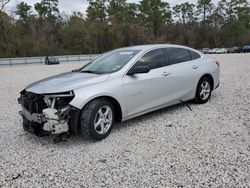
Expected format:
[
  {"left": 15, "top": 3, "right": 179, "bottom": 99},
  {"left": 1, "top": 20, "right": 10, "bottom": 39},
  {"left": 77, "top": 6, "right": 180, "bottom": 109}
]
[
  {"left": 94, "top": 106, "right": 113, "bottom": 135},
  {"left": 200, "top": 81, "right": 211, "bottom": 100}
]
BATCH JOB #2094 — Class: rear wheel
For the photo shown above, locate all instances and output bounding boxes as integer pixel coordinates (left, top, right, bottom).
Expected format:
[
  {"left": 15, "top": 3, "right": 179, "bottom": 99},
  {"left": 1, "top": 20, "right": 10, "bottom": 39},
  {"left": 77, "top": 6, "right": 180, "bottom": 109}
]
[
  {"left": 195, "top": 77, "right": 212, "bottom": 104},
  {"left": 79, "top": 98, "right": 114, "bottom": 140}
]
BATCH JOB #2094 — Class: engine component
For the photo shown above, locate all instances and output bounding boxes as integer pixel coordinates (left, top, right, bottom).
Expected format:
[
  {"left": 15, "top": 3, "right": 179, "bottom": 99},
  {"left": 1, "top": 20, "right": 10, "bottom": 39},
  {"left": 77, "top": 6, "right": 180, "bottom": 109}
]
[{"left": 43, "top": 108, "right": 69, "bottom": 134}]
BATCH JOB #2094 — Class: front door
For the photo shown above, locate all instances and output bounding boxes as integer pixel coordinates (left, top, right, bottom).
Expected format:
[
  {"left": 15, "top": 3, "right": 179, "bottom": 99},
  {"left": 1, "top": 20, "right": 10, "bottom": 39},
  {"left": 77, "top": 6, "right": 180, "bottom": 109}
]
[{"left": 123, "top": 48, "right": 174, "bottom": 117}]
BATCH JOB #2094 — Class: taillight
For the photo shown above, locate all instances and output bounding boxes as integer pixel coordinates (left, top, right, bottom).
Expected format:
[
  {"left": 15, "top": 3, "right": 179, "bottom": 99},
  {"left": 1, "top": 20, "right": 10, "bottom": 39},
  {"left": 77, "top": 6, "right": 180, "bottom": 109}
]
[{"left": 215, "top": 61, "right": 220, "bottom": 67}]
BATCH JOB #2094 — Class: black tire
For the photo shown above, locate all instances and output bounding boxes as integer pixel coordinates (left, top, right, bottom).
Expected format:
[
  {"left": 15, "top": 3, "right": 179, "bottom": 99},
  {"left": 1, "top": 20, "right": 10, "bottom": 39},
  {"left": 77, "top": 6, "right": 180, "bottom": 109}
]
[
  {"left": 79, "top": 98, "right": 114, "bottom": 140},
  {"left": 195, "top": 77, "right": 212, "bottom": 104}
]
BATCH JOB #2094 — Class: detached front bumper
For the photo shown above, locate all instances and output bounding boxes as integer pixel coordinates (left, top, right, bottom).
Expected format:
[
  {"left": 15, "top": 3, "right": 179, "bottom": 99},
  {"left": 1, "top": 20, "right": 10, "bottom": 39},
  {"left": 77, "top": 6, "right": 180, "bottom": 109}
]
[
  {"left": 19, "top": 107, "right": 81, "bottom": 136},
  {"left": 19, "top": 105, "right": 45, "bottom": 124},
  {"left": 18, "top": 91, "right": 81, "bottom": 136}
]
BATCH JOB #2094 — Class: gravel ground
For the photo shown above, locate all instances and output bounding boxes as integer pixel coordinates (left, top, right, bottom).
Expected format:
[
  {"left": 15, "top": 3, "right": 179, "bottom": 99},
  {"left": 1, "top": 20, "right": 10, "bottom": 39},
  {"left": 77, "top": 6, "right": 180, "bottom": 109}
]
[{"left": 0, "top": 55, "right": 249, "bottom": 187}]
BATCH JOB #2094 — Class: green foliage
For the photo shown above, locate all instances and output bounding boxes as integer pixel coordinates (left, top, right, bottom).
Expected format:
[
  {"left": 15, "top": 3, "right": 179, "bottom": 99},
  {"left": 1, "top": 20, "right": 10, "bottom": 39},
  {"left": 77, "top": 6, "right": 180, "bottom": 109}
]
[
  {"left": 15, "top": 2, "right": 32, "bottom": 22},
  {"left": 139, "top": 0, "right": 171, "bottom": 38},
  {"left": 0, "top": 0, "right": 249, "bottom": 58},
  {"left": 173, "top": 2, "right": 196, "bottom": 23},
  {"left": 34, "top": 0, "right": 59, "bottom": 19},
  {"left": 86, "top": 0, "right": 107, "bottom": 22},
  {"left": 197, "top": 0, "right": 214, "bottom": 21}
]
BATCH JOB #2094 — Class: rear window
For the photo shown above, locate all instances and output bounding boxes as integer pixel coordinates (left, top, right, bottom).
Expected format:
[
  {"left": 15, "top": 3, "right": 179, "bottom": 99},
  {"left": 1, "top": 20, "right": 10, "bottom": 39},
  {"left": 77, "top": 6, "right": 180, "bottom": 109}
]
[
  {"left": 189, "top": 50, "right": 201, "bottom": 60},
  {"left": 166, "top": 48, "right": 191, "bottom": 64}
]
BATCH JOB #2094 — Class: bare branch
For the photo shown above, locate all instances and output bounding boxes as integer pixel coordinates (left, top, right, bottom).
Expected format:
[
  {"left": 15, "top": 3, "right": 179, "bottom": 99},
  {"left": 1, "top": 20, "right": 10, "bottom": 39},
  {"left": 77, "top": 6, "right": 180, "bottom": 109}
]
[{"left": 0, "top": 0, "right": 11, "bottom": 12}]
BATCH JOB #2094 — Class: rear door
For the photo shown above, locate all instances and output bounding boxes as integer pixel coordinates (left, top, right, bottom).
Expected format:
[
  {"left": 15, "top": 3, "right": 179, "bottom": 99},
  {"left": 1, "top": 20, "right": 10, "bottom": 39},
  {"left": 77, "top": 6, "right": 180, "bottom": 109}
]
[
  {"left": 123, "top": 48, "right": 174, "bottom": 117},
  {"left": 164, "top": 47, "right": 202, "bottom": 102}
]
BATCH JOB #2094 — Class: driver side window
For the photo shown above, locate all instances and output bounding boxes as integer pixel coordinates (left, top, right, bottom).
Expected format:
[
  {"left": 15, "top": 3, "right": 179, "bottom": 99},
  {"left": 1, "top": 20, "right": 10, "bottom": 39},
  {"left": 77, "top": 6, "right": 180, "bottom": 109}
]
[{"left": 132, "top": 48, "right": 166, "bottom": 70}]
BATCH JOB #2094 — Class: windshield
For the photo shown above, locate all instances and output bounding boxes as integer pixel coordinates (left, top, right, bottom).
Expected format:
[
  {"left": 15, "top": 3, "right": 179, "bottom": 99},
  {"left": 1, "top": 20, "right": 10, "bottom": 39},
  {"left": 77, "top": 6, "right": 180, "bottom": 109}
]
[{"left": 80, "top": 49, "right": 140, "bottom": 74}]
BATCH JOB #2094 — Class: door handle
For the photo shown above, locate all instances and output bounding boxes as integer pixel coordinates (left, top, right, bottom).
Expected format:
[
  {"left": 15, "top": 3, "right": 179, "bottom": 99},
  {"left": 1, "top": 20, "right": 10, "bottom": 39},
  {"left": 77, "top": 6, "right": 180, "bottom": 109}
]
[
  {"left": 192, "top": 65, "right": 199, "bottom": 69},
  {"left": 162, "top": 72, "right": 171, "bottom": 76}
]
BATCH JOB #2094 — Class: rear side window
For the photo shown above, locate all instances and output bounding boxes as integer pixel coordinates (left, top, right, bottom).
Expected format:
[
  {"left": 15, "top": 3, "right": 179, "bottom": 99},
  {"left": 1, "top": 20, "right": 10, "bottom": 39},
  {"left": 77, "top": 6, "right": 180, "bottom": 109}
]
[
  {"left": 189, "top": 50, "right": 201, "bottom": 60},
  {"left": 166, "top": 48, "right": 192, "bottom": 64},
  {"left": 133, "top": 49, "right": 166, "bottom": 70}
]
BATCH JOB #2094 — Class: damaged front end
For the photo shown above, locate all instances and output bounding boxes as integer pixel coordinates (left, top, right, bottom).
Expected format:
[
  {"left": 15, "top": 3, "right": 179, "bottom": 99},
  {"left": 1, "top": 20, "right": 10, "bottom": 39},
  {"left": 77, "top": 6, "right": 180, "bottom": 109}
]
[{"left": 18, "top": 90, "right": 80, "bottom": 136}]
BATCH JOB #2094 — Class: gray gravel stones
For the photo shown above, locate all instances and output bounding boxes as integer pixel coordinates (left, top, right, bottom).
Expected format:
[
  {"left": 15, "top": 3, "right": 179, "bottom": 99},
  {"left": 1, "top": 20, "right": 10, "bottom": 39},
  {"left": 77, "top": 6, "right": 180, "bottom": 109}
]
[{"left": 0, "top": 54, "right": 249, "bottom": 187}]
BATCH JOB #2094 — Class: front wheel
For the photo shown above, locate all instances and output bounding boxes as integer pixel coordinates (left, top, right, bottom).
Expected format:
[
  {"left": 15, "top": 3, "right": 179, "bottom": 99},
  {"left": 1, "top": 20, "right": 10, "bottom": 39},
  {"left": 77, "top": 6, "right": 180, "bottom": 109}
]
[
  {"left": 79, "top": 98, "right": 114, "bottom": 140},
  {"left": 195, "top": 77, "right": 212, "bottom": 104}
]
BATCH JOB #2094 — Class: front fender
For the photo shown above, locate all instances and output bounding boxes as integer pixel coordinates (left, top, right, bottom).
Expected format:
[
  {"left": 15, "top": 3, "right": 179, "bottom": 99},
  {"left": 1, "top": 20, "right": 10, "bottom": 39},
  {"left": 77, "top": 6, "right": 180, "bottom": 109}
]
[{"left": 69, "top": 80, "right": 126, "bottom": 118}]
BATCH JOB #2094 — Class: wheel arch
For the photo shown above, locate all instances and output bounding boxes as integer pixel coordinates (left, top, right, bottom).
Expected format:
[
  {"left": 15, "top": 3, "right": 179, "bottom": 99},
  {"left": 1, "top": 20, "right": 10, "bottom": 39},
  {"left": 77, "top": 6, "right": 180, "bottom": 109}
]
[
  {"left": 69, "top": 95, "right": 123, "bottom": 135},
  {"left": 199, "top": 74, "right": 214, "bottom": 90},
  {"left": 80, "top": 95, "right": 123, "bottom": 123}
]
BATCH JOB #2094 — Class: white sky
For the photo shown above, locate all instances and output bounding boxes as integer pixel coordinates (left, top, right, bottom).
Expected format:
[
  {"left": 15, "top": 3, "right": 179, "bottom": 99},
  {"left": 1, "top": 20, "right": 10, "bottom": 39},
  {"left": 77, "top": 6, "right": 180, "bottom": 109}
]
[{"left": 6, "top": 0, "right": 221, "bottom": 15}]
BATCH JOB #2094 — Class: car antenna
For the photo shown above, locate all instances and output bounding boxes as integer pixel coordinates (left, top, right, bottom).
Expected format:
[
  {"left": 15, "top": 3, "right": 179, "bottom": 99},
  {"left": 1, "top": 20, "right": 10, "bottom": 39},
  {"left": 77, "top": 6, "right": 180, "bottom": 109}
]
[{"left": 179, "top": 100, "right": 192, "bottom": 111}]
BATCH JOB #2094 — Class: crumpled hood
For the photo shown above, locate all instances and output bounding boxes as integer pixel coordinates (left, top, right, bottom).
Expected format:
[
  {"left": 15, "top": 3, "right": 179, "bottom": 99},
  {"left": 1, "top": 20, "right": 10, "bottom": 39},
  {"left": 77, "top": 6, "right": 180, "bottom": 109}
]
[{"left": 26, "top": 72, "right": 110, "bottom": 94}]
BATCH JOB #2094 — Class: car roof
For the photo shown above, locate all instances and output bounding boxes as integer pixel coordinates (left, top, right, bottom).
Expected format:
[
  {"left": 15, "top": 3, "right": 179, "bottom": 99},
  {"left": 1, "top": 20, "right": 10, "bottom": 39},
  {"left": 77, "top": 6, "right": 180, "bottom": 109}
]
[{"left": 118, "top": 44, "right": 194, "bottom": 51}]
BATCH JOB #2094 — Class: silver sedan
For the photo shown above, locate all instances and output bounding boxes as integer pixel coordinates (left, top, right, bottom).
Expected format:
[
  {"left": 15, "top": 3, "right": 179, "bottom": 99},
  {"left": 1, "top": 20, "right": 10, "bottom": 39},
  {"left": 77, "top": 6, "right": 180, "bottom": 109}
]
[{"left": 18, "top": 44, "right": 220, "bottom": 140}]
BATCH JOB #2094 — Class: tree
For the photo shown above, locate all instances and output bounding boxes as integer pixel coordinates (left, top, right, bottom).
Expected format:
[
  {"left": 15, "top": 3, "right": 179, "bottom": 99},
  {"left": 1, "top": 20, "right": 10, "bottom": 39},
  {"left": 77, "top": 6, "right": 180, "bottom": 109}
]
[
  {"left": 107, "top": 0, "right": 130, "bottom": 48},
  {"left": 139, "top": 0, "right": 171, "bottom": 38},
  {"left": 86, "top": 0, "right": 107, "bottom": 22},
  {"left": 33, "top": 0, "right": 63, "bottom": 55},
  {"left": 0, "top": 0, "right": 10, "bottom": 28},
  {"left": 229, "top": 0, "right": 249, "bottom": 22},
  {"left": 173, "top": 2, "right": 196, "bottom": 24},
  {"left": 0, "top": 0, "right": 12, "bottom": 57},
  {"left": 108, "top": 0, "right": 127, "bottom": 21},
  {"left": 0, "top": 0, "right": 10, "bottom": 12},
  {"left": 121, "top": 3, "right": 148, "bottom": 46},
  {"left": 15, "top": 2, "right": 32, "bottom": 23},
  {"left": 62, "top": 12, "right": 89, "bottom": 54},
  {"left": 0, "top": 0, "right": 250, "bottom": 58},
  {"left": 172, "top": 2, "right": 196, "bottom": 46},
  {"left": 34, "top": 0, "right": 59, "bottom": 20},
  {"left": 197, "top": 0, "right": 214, "bottom": 22},
  {"left": 85, "top": 0, "right": 111, "bottom": 53}
]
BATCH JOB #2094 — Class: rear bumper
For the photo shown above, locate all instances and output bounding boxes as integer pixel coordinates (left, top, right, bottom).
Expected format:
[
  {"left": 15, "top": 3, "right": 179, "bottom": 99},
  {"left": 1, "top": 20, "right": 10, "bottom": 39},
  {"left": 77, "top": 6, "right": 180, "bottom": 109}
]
[{"left": 211, "top": 66, "right": 220, "bottom": 90}]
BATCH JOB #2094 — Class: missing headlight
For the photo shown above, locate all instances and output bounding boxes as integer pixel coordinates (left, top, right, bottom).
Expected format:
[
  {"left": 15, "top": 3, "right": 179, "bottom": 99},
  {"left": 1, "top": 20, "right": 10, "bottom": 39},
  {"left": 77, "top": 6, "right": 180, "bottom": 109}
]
[
  {"left": 43, "top": 91, "right": 75, "bottom": 109},
  {"left": 41, "top": 91, "right": 75, "bottom": 134}
]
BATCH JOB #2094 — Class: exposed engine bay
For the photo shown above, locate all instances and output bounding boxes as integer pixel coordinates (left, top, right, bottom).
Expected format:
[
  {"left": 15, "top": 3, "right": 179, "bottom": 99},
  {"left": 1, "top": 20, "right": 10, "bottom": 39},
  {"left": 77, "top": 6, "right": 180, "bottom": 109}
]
[{"left": 18, "top": 90, "right": 78, "bottom": 136}]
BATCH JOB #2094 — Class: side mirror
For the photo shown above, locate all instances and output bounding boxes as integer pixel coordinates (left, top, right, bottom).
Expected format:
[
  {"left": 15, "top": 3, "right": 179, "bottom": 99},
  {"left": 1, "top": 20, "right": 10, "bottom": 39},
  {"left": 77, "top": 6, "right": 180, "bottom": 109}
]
[{"left": 127, "top": 66, "right": 150, "bottom": 75}]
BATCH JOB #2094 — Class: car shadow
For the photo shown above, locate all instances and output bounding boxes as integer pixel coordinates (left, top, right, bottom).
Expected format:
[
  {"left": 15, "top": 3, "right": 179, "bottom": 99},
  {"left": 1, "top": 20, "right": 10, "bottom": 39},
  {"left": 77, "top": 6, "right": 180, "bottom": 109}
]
[{"left": 113, "top": 102, "right": 192, "bottom": 132}]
